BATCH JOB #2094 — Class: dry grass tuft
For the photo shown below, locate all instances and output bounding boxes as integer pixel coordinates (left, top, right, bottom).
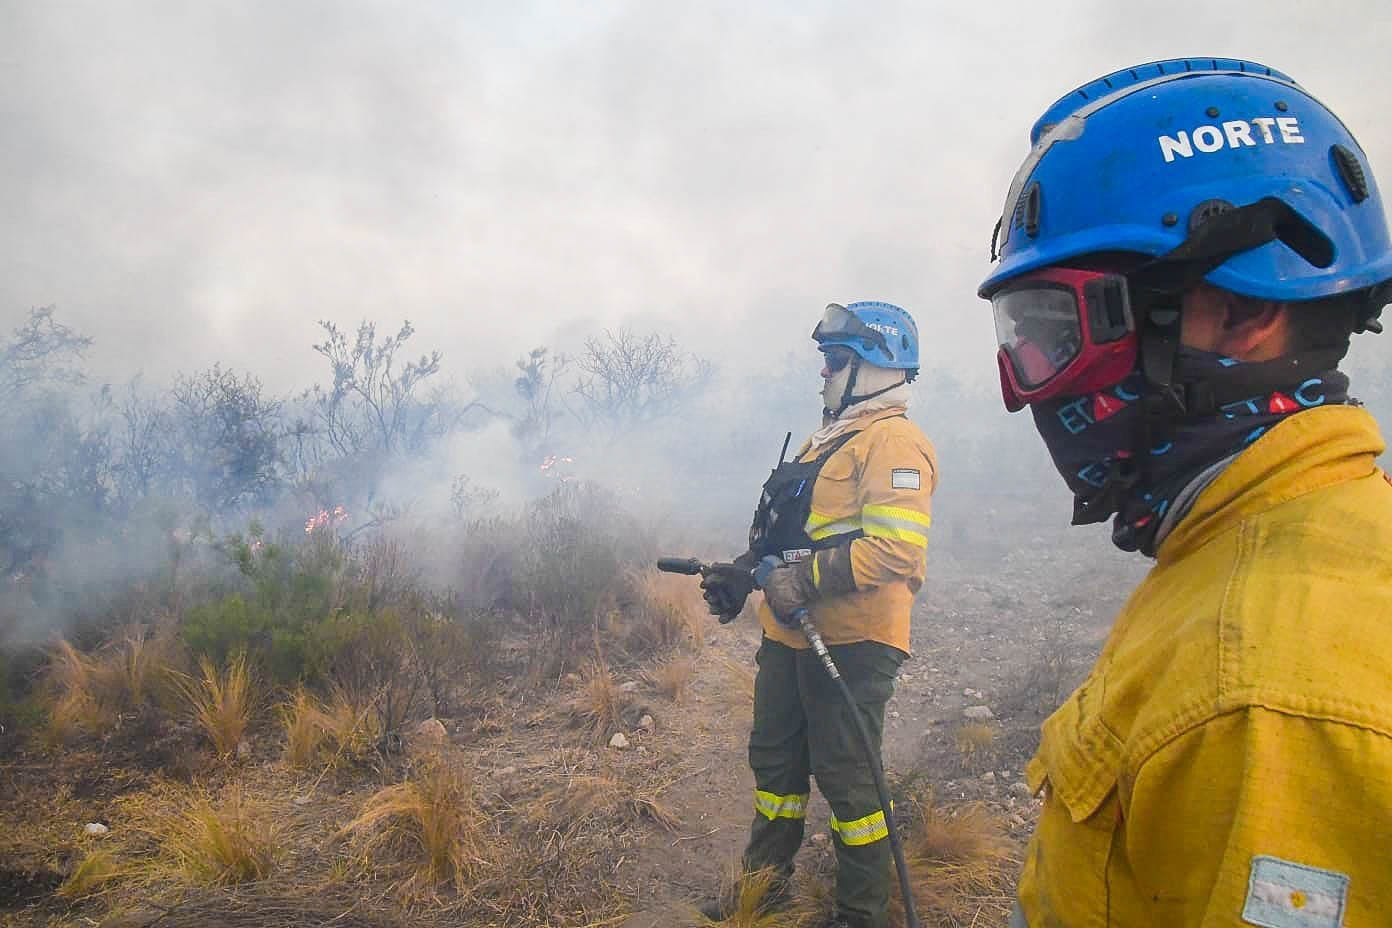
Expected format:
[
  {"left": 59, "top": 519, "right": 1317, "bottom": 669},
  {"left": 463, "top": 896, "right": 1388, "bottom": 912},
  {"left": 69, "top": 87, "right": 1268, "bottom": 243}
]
[
  {"left": 339, "top": 761, "right": 488, "bottom": 899},
  {"left": 45, "top": 629, "right": 179, "bottom": 743},
  {"left": 646, "top": 654, "right": 696, "bottom": 704},
  {"left": 157, "top": 787, "right": 278, "bottom": 886},
  {"left": 58, "top": 848, "right": 120, "bottom": 898},
  {"left": 954, "top": 722, "right": 998, "bottom": 768},
  {"left": 572, "top": 658, "right": 630, "bottom": 742},
  {"left": 534, "top": 772, "right": 680, "bottom": 833},
  {"left": 280, "top": 687, "right": 330, "bottom": 768},
  {"left": 101, "top": 888, "right": 406, "bottom": 928},
  {"left": 178, "top": 652, "right": 256, "bottom": 759},
  {"left": 626, "top": 570, "right": 707, "bottom": 656},
  {"left": 699, "top": 866, "right": 795, "bottom": 927},
  {"left": 889, "top": 796, "right": 1019, "bottom": 928},
  {"left": 280, "top": 685, "right": 379, "bottom": 771},
  {"left": 322, "top": 683, "right": 381, "bottom": 761}
]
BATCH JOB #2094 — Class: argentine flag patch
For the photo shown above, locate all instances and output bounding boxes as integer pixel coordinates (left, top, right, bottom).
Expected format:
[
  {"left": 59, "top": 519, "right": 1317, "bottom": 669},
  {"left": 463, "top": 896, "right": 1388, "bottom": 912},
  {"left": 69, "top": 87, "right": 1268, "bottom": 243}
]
[{"left": 1242, "top": 855, "right": 1348, "bottom": 928}]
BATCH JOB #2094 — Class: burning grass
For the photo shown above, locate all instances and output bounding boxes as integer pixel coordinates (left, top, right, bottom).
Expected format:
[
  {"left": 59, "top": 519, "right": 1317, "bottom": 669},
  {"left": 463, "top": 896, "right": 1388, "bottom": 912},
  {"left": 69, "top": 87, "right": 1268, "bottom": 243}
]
[
  {"left": 177, "top": 651, "right": 256, "bottom": 759},
  {"left": 338, "top": 760, "right": 488, "bottom": 901}
]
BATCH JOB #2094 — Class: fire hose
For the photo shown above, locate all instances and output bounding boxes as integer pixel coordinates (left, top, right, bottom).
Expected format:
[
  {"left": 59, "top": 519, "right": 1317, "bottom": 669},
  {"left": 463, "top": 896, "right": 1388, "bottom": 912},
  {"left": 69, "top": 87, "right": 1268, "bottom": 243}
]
[{"left": 656, "top": 556, "right": 921, "bottom": 928}]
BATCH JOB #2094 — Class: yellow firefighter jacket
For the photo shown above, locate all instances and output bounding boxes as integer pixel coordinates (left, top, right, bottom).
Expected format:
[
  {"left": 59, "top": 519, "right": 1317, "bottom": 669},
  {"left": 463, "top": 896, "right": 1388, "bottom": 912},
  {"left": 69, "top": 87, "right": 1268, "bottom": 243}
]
[
  {"left": 757, "top": 406, "right": 937, "bottom": 654},
  {"left": 1017, "top": 405, "right": 1392, "bottom": 927}
]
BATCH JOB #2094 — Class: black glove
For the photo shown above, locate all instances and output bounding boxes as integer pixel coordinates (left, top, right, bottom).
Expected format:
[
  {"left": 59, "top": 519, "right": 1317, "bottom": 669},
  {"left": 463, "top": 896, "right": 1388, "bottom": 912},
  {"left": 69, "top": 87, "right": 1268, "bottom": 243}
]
[{"left": 700, "top": 559, "right": 757, "bottom": 624}]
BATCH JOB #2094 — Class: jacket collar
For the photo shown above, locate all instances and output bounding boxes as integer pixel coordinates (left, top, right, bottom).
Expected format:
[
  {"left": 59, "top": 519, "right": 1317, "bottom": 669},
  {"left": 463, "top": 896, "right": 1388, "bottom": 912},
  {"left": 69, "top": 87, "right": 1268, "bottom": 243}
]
[
  {"left": 803, "top": 403, "right": 908, "bottom": 458},
  {"left": 1157, "top": 405, "right": 1386, "bottom": 564}
]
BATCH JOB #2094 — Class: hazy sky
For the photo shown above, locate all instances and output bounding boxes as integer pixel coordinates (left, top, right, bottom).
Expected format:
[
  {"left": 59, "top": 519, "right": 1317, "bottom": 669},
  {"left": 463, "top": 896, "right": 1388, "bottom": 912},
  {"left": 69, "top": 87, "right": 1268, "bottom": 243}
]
[{"left": 4, "top": 0, "right": 1390, "bottom": 395}]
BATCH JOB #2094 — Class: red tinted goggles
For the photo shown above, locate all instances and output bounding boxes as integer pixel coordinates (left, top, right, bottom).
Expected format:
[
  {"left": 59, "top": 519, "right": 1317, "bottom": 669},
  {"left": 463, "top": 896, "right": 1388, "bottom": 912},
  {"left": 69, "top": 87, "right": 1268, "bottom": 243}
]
[{"left": 991, "top": 266, "right": 1138, "bottom": 411}]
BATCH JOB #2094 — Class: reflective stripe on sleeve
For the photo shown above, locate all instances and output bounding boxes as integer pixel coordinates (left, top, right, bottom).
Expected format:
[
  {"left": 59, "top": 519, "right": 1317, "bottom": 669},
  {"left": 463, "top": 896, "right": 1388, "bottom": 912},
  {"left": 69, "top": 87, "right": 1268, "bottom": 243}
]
[
  {"left": 754, "top": 790, "right": 809, "bottom": 821},
  {"left": 861, "top": 504, "right": 931, "bottom": 548},
  {"left": 806, "top": 509, "right": 862, "bottom": 541},
  {"left": 829, "top": 808, "right": 889, "bottom": 846}
]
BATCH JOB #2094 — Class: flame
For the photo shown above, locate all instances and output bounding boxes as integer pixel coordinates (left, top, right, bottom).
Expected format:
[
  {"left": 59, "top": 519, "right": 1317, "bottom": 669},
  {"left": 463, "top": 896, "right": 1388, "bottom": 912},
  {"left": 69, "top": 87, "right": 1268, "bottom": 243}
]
[
  {"left": 539, "top": 454, "right": 576, "bottom": 474},
  {"left": 305, "top": 506, "right": 349, "bottom": 534}
]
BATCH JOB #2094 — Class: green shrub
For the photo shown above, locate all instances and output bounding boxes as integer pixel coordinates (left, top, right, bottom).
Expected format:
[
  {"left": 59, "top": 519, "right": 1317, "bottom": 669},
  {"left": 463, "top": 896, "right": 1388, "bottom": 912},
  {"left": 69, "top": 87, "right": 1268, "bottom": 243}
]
[
  {"left": 307, "top": 609, "right": 419, "bottom": 738},
  {"left": 516, "top": 482, "right": 643, "bottom": 675},
  {"left": 181, "top": 529, "right": 346, "bottom": 684}
]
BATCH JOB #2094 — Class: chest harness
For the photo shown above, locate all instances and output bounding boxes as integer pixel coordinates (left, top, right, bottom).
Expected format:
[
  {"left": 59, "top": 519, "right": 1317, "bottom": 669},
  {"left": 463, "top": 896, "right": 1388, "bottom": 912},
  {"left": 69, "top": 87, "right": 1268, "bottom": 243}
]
[{"left": 747, "top": 429, "right": 864, "bottom": 565}]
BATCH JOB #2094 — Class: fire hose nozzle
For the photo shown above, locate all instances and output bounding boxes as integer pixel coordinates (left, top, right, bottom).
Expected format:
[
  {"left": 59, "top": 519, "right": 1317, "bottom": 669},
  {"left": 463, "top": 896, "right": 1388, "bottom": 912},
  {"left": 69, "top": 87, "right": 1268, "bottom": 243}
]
[{"left": 656, "top": 557, "right": 705, "bottom": 576}]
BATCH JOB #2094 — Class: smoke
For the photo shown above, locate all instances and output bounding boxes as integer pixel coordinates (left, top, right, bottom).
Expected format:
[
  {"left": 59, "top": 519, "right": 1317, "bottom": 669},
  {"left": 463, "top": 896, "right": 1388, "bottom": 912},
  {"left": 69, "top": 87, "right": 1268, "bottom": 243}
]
[{"left": 4, "top": 3, "right": 1392, "bottom": 643}]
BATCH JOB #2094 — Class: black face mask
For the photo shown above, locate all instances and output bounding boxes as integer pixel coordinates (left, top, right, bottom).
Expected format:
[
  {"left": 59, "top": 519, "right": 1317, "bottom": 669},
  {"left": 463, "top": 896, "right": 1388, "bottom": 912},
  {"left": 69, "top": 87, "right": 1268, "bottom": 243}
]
[{"left": 1031, "top": 347, "right": 1350, "bottom": 555}]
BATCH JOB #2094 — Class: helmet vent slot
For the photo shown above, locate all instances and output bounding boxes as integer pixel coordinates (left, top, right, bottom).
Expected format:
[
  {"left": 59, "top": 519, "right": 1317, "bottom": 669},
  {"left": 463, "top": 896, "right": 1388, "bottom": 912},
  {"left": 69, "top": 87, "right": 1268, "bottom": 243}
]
[
  {"left": 1013, "top": 182, "right": 1042, "bottom": 238},
  {"left": 1332, "top": 144, "right": 1370, "bottom": 204}
]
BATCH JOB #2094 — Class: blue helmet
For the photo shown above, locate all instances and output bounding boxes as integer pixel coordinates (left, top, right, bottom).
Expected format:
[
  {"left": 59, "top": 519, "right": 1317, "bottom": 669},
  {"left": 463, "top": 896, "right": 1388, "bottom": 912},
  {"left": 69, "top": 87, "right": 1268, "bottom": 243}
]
[
  {"left": 812, "top": 301, "right": 920, "bottom": 372},
  {"left": 979, "top": 58, "right": 1392, "bottom": 303}
]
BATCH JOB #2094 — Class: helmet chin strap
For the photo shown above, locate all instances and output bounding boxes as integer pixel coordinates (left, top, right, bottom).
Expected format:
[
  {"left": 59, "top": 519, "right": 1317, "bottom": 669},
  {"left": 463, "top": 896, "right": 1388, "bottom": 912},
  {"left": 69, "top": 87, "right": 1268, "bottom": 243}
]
[{"left": 824, "top": 357, "right": 907, "bottom": 419}]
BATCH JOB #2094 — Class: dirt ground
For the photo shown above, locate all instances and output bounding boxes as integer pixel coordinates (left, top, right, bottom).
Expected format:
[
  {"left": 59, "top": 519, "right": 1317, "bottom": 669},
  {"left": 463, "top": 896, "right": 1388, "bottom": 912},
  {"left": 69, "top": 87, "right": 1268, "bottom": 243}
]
[
  {"left": 616, "top": 526, "right": 1147, "bottom": 926},
  {"left": 0, "top": 523, "right": 1148, "bottom": 928}
]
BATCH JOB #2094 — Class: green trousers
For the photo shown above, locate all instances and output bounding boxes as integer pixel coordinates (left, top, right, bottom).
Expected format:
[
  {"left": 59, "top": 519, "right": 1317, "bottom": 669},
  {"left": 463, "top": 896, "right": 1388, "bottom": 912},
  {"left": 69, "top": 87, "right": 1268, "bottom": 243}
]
[{"left": 742, "top": 636, "right": 905, "bottom": 928}]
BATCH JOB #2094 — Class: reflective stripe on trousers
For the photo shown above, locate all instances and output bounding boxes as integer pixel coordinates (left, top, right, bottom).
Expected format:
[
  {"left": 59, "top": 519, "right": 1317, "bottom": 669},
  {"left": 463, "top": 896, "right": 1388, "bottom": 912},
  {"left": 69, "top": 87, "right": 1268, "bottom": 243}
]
[
  {"left": 754, "top": 790, "right": 809, "bottom": 821},
  {"left": 829, "top": 806, "right": 890, "bottom": 846}
]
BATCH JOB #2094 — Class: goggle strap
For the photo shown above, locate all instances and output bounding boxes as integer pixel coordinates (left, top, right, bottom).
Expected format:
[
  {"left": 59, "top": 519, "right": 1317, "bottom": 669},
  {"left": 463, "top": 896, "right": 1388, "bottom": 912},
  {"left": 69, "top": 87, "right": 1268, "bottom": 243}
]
[{"left": 1130, "top": 197, "right": 1334, "bottom": 294}]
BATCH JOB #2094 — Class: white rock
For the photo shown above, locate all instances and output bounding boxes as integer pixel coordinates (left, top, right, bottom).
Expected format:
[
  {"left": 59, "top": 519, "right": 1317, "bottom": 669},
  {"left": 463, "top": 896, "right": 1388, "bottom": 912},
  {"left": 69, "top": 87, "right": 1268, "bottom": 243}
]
[
  {"left": 1011, "top": 781, "right": 1034, "bottom": 799},
  {"left": 1009, "top": 814, "right": 1026, "bottom": 828},
  {"left": 962, "top": 705, "right": 995, "bottom": 721},
  {"left": 619, "top": 681, "right": 639, "bottom": 693},
  {"left": 898, "top": 673, "right": 913, "bottom": 684},
  {"left": 981, "top": 772, "right": 996, "bottom": 783},
  {"left": 638, "top": 714, "right": 655, "bottom": 732},
  {"left": 890, "top": 711, "right": 901, "bottom": 720},
  {"left": 84, "top": 822, "right": 109, "bottom": 837},
  {"left": 962, "top": 687, "right": 975, "bottom": 697},
  {"left": 608, "top": 732, "right": 630, "bottom": 750}
]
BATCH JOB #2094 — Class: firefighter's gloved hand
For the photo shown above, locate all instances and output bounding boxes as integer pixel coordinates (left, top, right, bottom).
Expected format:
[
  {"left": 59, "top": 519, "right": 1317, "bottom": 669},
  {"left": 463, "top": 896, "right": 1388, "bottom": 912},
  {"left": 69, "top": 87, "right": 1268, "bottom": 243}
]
[
  {"left": 700, "top": 561, "right": 756, "bottom": 624},
  {"left": 760, "top": 557, "right": 818, "bottom": 629}
]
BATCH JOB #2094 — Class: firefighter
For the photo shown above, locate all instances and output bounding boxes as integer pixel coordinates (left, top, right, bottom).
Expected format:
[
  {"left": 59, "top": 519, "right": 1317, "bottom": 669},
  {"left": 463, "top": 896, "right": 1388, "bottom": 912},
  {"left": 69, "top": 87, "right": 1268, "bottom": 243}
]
[
  {"left": 980, "top": 58, "right": 1392, "bottom": 925},
  {"left": 699, "top": 301, "right": 938, "bottom": 928}
]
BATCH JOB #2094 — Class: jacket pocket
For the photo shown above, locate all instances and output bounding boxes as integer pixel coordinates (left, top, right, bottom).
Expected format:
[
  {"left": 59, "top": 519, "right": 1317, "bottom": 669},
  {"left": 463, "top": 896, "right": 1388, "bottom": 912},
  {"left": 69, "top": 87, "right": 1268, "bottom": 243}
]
[{"left": 1020, "top": 681, "right": 1125, "bottom": 927}]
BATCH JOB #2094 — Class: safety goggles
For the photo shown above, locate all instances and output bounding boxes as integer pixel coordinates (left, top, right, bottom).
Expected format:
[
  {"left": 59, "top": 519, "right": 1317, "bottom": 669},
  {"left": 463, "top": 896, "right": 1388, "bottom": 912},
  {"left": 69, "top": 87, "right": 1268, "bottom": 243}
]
[
  {"left": 820, "top": 344, "right": 856, "bottom": 373},
  {"left": 991, "top": 267, "right": 1137, "bottom": 411},
  {"left": 811, "top": 303, "right": 891, "bottom": 356}
]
